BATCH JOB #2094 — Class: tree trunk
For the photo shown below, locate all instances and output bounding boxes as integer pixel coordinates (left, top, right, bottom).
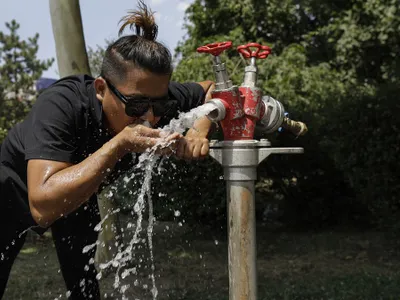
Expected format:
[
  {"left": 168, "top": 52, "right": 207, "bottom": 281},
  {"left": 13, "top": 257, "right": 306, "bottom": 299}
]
[
  {"left": 94, "top": 186, "right": 122, "bottom": 277},
  {"left": 49, "top": 0, "right": 121, "bottom": 275},
  {"left": 49, "top": 0, "right": 91, "bottom": 77}
]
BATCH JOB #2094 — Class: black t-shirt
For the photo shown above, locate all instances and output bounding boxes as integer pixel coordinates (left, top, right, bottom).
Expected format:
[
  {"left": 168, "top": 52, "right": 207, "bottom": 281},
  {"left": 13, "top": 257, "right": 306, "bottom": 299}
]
[{"left": 0, "top": 74, "right": 206, "bottom": 229}]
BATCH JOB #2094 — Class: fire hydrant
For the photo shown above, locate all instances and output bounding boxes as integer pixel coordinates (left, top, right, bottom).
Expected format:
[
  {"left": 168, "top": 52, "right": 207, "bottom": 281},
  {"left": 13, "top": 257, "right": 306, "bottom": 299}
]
[{"left": 198, "top": 41, "right": 307, "bottom": 300}]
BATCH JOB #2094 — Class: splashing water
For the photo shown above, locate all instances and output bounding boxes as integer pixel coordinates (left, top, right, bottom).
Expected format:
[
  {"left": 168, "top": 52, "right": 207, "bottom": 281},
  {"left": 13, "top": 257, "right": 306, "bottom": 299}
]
[
  {"left": 90, "top": 103, "right": 216, "bottom": 299},
  {"left": 161, "top": 102, "right": 216, "bottom": 135}
]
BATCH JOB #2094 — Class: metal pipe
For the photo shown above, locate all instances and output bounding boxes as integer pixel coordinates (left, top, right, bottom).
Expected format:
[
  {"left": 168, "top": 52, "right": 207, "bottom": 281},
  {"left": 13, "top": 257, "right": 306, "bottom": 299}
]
[
  {"left": 228, "top": 180, "right": 257, "bottom": 300},
  {"left": 209, "top": 140, "right": 303, "bottom": 300},
  {"left": 212, "top": 56, "right": 233, "bottom": 90},
  {"left": 200, "top": 40, "right": 307, "bottom": 300},
  {"left": 206, "top": 99, "right": 227, "bottom": 122}
]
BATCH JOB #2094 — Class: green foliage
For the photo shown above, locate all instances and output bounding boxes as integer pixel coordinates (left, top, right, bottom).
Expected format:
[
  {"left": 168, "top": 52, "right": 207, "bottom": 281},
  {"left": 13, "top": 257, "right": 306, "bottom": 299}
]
[
  {"left": 0, "top": 20, "right": 54, "bottom": 142},
  {"left": 169, "top": 0, "right": 400, "bottom": 229},
  {"left": 150, "top": 158, "right": 227, "bottom": 227},
  {"left": 87, "top": 45, "right": 105, "bottom": 77},
  {"left": 93, "top": 0, "right": 399, "bottom": 229},
  {"left": 305, "top": 0, "right": 400, "bottom": 83},
  {"left": 111, "top": 157, "right": 227, "bottom": 229},
  {"left": 322, "top": 84, "right": 400, "bottom": 228}
]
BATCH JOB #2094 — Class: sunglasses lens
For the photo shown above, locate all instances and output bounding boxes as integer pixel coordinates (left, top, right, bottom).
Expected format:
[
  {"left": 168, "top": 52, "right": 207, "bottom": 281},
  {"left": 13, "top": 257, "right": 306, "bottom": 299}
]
[
  {"left": 124, "top": 100, "right": 178, "bottom": 118},
  {"left": 125, "top": 102, "right": 149, "bottom": 117}
]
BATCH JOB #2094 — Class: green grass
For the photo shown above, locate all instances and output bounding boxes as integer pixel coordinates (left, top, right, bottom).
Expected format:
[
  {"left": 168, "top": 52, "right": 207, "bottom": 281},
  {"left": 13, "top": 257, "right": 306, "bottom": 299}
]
[
  {"left": 4, "top": 223, "right": 400, "bottom": 299},
  {"left": 258, "top": 273, "right": 400, "bottom": 300}
]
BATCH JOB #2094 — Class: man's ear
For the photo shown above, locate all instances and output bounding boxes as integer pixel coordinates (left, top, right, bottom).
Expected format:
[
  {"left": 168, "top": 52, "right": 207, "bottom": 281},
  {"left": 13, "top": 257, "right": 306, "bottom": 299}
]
[{"left": 94, "top": 77, "right": 107, "bottom": 102}]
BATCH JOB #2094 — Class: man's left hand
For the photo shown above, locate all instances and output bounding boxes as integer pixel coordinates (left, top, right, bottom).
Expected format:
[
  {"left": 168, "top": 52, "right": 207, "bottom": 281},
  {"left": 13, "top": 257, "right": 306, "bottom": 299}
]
[{"left": 175, "top": 136, "right": 209, "bottom": 160}]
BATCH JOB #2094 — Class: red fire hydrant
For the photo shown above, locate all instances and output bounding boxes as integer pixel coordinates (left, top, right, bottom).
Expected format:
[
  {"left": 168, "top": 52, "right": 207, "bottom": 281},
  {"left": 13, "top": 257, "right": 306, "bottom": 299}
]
[
  {"left": 197, "top": 41, "right": 307, "bottom": 300},
  {"left": 197, "top": 41, "right": 307, "bottom": 140}
]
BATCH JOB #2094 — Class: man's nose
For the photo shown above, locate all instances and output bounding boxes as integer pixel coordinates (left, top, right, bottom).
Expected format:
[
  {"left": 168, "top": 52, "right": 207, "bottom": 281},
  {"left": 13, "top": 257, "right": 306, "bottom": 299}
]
[{"left": 140, "top": 106, "right": 156, "bottom": 123}]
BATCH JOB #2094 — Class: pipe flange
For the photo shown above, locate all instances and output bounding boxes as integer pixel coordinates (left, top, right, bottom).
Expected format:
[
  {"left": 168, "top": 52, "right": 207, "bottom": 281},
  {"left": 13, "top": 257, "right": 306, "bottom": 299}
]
[
  {"left": 209, "top": 139, "right": 271, "bottom": 148},
  {"left": 257, "top": 139, "right": 271, "bottom": 147}
]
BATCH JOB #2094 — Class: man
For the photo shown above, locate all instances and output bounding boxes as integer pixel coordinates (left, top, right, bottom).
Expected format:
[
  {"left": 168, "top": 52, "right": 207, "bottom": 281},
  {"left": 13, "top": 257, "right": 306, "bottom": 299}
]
[{"left": 0, "top": 3, "right": 214, "bottom": 299}]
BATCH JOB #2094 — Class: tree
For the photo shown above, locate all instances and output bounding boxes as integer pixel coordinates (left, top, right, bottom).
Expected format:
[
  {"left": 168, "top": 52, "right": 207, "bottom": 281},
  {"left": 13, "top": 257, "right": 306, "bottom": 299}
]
[
  {"left": 0, "top": 20, "right": 54, "bottom": 142},
  {"left": 49, "top": 0, "right": 122, "bottom": 274},
  {"left": 87, "top": 45, "right": 105, "bottom": 77},
  {"left": 84, "top": 0, "right": 400, "bottom": 228},
  {"left": 172, "top": 0, "right": 400, "bottom": 228},
  {"left": 87, "top": 40, "right": 112, "bottom": 77}
]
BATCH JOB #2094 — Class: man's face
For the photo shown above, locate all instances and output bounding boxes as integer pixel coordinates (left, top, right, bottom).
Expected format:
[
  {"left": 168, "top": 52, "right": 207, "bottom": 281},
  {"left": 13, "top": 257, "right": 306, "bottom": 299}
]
[{"left": 95, "top": 68, "right": 171, "bottom": 134}]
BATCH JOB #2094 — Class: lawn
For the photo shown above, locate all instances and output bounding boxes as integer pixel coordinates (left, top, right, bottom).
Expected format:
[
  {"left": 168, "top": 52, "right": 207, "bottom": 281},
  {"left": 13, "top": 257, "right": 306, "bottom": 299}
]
[{"left": 4, "top": 218, "right": 400, "bottom": 300}]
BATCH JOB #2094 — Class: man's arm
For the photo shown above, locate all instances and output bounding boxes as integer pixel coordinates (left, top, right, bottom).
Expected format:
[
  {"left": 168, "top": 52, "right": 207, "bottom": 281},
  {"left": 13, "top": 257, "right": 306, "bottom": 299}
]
[
  {"left": 28, "top": 138, "right": 122, "bottom": 228},
  {"left": 174, "top": 80, "right": 216, "bottom": 159},
  {"left": 185, "top": 80, "right": 216, "bottom": 139},
  {"left": 28, "top": 125, "right": 178, "bottom": 228}
]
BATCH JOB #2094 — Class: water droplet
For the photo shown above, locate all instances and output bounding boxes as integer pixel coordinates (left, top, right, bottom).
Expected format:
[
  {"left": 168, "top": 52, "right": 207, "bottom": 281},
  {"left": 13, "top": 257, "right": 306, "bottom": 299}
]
[
  {"left": 174, "top": 210, "right": 181, "bottom": 217},
  {"left": 82, "top": 243, "right": 97, "bottom": 254},
  {"left": 79, "top": 279, "right": 85, "bottom": 287}
]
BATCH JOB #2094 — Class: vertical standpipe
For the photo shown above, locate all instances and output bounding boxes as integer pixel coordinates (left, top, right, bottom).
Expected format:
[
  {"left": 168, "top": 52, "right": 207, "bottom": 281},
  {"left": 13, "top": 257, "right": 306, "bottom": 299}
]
[
  {"left": 199, "top": 40, "right": 307, "bottom": 299},
  {"left": 228, "top": 179, "right": 257, "bottom": 300},
  {"left": 209, "top": 140, "right": 303, "bottom": 300}
]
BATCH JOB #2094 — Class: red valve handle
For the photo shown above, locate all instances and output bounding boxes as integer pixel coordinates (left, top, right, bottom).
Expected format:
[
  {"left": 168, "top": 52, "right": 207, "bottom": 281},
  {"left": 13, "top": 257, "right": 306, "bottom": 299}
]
[
  {"left": 197, "top": 41, "right": 233, "bottom": 56},
  {"left": 237, "top": 43, "right": 272, "bottom": 59}
]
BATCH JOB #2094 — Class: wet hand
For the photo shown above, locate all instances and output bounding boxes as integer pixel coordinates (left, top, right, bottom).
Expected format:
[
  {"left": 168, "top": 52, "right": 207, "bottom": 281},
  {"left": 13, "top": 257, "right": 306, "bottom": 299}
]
[
  {"left": 157, "top": 131, "right": 183, "bottom": 156},
  {"left": 175, "top": 136, "right": 209, "bottom": 160},
  {"left": 116, "top": 124, "right": 182, "bottom": 155}
]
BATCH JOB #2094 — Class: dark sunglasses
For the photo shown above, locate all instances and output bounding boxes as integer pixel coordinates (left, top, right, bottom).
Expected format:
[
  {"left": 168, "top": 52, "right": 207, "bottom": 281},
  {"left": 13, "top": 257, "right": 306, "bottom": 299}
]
[{"left": 102, "top": 77, "right": 178, "bottom": 117}]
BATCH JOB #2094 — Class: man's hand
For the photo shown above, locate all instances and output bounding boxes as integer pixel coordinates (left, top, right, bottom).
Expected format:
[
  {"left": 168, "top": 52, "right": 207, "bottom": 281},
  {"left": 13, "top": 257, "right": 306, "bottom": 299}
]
[
  {"left": 175, "top": 136, "right": 209, "bottom": 160},
  {"left": 175, "top": 80, "right": 215, "bottom": 161},
  {"left": 116, "top": 123, "right": 182, "bottom": 156}
]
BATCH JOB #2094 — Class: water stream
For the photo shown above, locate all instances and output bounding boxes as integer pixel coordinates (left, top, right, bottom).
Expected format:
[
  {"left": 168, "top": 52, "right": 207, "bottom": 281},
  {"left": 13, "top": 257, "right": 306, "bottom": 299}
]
[{"left": 92, "top": 103, "right": 216, "bottom": 299}]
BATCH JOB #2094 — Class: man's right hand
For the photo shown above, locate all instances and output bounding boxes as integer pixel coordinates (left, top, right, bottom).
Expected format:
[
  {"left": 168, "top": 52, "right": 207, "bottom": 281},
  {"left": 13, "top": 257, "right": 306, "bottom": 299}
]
[
  {"left": 28, "top": 123, "right": 182, "bottom": 227},
  {"left": 115, "top": 123, "right": 182, "bottom": 156}
]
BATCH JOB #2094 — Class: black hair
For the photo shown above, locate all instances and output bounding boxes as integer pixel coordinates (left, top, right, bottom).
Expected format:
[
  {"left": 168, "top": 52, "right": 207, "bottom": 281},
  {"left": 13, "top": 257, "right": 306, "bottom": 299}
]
[{"left": 100, "top": 0, "right": 172, "bottom": 83}]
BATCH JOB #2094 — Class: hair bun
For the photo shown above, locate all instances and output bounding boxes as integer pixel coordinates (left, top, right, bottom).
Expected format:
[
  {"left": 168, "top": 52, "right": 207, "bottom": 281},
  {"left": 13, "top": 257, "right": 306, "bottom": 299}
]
[{"left": 119, "top": 0, "right": 158, "bottom": 41}]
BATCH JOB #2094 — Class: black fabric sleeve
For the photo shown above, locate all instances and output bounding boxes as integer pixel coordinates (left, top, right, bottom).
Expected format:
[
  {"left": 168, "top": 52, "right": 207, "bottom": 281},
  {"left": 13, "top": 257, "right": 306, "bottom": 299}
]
[
  {"left": 24, "top": 88, "right": 81, "bottom": 163},
  {"left": 168, "top": 82, "right": 207, "bottom": 112}
]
